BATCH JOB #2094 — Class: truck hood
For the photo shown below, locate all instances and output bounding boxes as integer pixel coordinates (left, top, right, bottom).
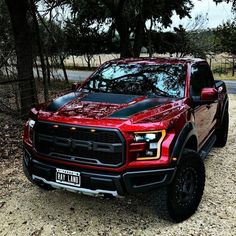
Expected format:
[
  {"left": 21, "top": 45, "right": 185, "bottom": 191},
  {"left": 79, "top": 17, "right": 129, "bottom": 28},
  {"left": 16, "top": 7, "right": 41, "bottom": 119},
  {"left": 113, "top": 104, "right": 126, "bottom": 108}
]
[{"left": 42, "top": 92, "right": 178, "bottom": 120}]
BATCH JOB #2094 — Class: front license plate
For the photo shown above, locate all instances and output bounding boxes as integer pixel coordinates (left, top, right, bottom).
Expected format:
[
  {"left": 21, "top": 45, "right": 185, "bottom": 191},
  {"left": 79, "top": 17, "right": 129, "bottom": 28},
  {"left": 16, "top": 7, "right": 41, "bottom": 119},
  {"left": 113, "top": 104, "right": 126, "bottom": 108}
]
[{"left": 56, "top": 168, "right": 81, "bottom": 187}]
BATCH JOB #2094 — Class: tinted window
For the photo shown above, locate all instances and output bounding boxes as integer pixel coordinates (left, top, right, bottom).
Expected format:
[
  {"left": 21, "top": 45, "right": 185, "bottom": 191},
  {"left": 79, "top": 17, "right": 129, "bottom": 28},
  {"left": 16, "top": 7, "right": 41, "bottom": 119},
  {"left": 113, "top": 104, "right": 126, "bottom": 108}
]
[
  {"left": 83, "top": 63, "right": 186, "bottom": 98},
  {"left": 190, "top": 64, "right": 214, "bottom": 97}
]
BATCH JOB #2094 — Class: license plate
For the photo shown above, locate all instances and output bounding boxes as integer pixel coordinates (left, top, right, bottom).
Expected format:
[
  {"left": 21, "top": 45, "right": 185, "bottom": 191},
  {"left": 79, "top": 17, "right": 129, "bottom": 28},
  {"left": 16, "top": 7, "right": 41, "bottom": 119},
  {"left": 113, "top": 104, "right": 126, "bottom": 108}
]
[{"left": 56, "top": 168, "right": 81, "bottom": 187}]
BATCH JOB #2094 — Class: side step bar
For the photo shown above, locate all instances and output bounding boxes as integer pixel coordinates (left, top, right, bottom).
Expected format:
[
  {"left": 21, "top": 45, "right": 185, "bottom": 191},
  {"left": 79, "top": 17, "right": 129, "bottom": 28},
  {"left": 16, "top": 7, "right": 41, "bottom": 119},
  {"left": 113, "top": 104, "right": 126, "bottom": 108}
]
[{"left": 199, "top": 134, "right": 216, "bottom": 160}]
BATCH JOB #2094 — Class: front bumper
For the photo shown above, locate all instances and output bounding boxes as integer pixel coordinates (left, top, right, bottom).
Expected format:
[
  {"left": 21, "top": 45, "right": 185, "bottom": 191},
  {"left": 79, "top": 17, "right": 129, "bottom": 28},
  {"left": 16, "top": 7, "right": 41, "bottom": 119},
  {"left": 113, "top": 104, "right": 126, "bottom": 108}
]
[{"left": 23, "top": 148, "right": 176, "bottom": 197}]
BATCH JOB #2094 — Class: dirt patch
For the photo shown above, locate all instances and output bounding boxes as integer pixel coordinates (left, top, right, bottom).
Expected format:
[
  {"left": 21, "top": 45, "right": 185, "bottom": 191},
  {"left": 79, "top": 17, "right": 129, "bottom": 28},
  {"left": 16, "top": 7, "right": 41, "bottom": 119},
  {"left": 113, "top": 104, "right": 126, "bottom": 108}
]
[{"left": 0, "top": 96, "right": 236, "bottom": 236}]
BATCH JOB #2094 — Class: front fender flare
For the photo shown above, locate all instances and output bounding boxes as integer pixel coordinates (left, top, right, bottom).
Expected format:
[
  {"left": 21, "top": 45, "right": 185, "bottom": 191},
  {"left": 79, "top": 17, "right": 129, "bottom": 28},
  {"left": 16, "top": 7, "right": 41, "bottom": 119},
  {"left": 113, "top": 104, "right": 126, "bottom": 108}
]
[{"left": 171, "top": 122, "right": 198, "bottom": 165}]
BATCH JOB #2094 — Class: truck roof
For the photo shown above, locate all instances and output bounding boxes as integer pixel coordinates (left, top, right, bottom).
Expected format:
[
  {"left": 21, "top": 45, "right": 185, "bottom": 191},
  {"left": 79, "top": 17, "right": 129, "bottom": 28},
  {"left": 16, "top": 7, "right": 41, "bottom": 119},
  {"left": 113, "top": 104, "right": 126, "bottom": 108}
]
[{"left": 108, "top": 57, "right": 206, "bottom": 65}]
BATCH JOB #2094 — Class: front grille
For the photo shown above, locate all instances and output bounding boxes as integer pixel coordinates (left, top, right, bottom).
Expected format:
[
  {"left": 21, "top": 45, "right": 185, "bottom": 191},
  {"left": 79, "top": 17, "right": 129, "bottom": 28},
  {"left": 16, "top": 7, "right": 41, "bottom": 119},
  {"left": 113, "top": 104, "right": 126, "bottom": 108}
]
[{"left": 34, "top": 122, "right": 125, "bottom": 167}]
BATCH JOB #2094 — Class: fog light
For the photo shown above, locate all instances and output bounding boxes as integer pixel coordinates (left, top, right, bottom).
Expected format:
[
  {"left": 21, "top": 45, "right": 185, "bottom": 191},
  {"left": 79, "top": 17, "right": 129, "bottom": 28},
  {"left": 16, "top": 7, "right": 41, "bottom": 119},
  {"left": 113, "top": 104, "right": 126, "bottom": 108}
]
[{"left": 149, "top": 142, "right": 158, "bottom": 149}]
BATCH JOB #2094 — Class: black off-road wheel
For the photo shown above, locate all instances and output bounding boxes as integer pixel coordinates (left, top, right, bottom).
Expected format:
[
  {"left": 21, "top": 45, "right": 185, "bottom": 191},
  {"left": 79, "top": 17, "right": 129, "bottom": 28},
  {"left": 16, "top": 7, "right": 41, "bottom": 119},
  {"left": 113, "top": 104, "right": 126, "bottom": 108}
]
[
  {"left": 23, "top": 159, "right": 54, "bottom": 191},
  {"left": 215, "top": 110, "right": 229, "bottom": 147},
  {"left": 166, "top": 149, "right": 205, "bottom": 222}
]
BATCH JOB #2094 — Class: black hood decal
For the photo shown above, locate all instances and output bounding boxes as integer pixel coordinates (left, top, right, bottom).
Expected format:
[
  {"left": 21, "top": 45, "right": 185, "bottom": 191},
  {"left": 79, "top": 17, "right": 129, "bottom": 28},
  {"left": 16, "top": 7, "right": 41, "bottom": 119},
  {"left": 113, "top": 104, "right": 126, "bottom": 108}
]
[
  {"left": 45, "top": 91, "right": 177, "bottom": 118},
  {"left": 46, "top": 92, "right": 140, "bottom": 112},
  {"left": 110, "top": 97, "right": 177, "bottom": 118},
  {"left": 46, "top": 92, "right": 81, "bottom": 112},
  {"left": 81, "top": 93, "right": 140, "bottom": 104}
]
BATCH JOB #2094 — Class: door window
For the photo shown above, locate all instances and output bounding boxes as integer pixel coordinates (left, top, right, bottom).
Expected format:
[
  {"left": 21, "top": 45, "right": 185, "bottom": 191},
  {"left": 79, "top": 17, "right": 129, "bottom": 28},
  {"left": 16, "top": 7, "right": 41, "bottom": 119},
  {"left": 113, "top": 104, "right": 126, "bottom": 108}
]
[{"left": 190, "top": 64, "right": 214, "bottom": 98}]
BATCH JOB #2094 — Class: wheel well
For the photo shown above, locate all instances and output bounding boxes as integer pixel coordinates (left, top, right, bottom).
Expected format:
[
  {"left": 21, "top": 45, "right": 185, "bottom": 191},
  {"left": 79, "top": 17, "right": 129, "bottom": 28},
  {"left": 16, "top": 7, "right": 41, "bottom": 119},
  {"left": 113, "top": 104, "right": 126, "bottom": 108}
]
[{"left": 184, "top": 136, "right": 198, "bottom": 152}]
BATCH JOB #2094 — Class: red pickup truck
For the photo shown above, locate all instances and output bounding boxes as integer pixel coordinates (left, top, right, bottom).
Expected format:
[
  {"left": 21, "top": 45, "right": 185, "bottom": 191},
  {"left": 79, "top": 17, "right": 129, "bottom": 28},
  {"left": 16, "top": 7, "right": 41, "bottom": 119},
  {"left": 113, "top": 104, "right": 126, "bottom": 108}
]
[{"left": 23, "top": 58, "right": 228, "bottom": 222}]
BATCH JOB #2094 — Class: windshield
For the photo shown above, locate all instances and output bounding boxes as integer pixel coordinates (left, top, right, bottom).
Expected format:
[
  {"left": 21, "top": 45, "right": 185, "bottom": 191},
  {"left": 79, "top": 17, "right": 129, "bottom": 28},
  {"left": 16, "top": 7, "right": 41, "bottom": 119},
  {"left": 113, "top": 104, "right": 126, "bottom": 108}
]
[{"left": 82, "top": 63, "right": 186, "bottom": 98}]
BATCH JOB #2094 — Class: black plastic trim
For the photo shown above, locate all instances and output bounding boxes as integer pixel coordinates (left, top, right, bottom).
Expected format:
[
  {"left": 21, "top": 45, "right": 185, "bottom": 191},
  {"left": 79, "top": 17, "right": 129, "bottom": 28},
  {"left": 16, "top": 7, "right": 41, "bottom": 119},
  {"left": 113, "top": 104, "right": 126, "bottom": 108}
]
[
  {"left": 221, "top": 97, "right": 229, "bottom": 124},
  {"left": 34, "top": 121, "right": 126, "bottom": 168},
  {"left": 23, "top": 148, "right": 176, "bottom": 195},
  {"left": 123, "top": 168, "right": 176, "bottom": 193},
  {"left": 171, "top": 122, "right": 198, "bottom": 164}
]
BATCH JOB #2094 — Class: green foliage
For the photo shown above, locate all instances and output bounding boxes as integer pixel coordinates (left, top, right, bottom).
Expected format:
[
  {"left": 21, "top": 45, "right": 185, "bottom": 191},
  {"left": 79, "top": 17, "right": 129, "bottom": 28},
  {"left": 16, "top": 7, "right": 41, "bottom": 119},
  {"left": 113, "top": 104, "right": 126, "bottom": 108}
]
[
  {"left": 149, "top": 26, "right": 215, "bottom": 58},
  {"left": 37, "top": 19, "right": 66, "bottom": 56},
  {"left": 64, "top": 18, "right": 108, "bottom": 56},
  {"left": 66, "top": 0, "right": 194, "bottom": 57},
  {"left": 214, "top": 21, "right": 236, "bottom": 54}
]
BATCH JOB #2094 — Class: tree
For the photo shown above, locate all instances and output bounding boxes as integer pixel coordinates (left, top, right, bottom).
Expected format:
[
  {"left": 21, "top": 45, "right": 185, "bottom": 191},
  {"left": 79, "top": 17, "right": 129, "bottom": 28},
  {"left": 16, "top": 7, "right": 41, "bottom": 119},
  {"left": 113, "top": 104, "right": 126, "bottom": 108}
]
[
  {"left": 150, "top": 19, "right": 214, "bottom": 59},
  {"left": 214, "top": 21, "right": 236, "bottom": 54},
  {"left": 65, "top": 17, "right": 109, "bottom": 68},
  {"left": 5, "top": 0, "right": 37, "bottom": 117},
  {"left": 40, "top": 0, "right": 194, "bottom": 57},
  {"left": 67, "top": 0, "right": 194, "bottom": 58},
  {"left": 175, "top": 15, "right": 215, "bottom": 58}
]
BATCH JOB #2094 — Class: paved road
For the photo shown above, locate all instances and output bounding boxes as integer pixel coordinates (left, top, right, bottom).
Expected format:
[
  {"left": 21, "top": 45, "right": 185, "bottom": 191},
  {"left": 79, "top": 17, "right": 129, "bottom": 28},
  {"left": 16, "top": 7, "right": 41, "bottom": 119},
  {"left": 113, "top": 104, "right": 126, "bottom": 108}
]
[
  {"left": 65, "top": 70, "right": 94, "bottom": 81},
  {"left": 33, "top": 69, "right": 94, "bottom": 82},
  {"left": 224, "top": 80, "right": 236, "bottom": 94},
  {"left": 35, "top": 69, "right": 236, "bottom": 94}
]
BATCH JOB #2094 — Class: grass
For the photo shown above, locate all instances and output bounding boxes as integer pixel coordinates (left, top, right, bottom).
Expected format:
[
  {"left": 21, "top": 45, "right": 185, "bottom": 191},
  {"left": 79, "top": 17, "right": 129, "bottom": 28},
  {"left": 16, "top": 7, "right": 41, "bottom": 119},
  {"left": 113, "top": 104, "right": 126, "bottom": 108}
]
[{"left": 213, "top": 73, "right": 236, "bottom": 81}]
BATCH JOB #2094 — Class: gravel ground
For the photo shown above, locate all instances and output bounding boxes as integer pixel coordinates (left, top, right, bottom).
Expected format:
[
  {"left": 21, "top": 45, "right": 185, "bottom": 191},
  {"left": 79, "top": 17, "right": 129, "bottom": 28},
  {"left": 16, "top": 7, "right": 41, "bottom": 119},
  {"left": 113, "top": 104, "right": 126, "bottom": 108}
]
[{"left": 0, "top": 95, "right": 236, "bottom": 236}]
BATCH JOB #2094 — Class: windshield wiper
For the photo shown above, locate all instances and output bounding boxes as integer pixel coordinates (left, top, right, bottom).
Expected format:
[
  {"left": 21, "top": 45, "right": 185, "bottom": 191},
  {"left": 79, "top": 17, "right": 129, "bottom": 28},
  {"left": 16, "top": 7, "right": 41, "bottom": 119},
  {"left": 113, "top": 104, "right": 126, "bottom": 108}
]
[{"left": 152, "top": 87, "right": 173, "bottom": 97}]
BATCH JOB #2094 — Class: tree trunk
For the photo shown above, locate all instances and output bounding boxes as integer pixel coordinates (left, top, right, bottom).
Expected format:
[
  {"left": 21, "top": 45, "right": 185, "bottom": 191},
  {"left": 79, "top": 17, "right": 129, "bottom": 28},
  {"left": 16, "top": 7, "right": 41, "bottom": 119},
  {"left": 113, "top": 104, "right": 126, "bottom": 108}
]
[
  {"left": 87, "top": 57, "right": 91, "bottom": 69},
  {"left": 34, "top": 58, "right": 40, "bottom": 79},
  {"left": 72, "top": 54, "right": 76, "bottom": 69},
  {"left": 30, "top": 0, "right": 48, "bottom": 101},
  {"left": 115, "top": 16, "right": 132, "bottom": 58},
  {"left": 84, "top": 54, "right": 92, "bottom": 69},
  {"left": 133, "top": 15, "right": 145, "bottom": 57},
  {"left": 232, "top": 57, "right": 235, "bottom": 77},
  {"left": 45, "top": 55, "right": 51, "bottom": 85},
  {"left": 147, "top": 20, "right": 154, "bottom": 58},
  {"left": 5, "top": 0, "right": 37, "bottom": 117},
  {"left": 50, "top": 56, "right": 56, "bottom": 80},
  {"left": 59, "top": 55, "right": 69, "bottom": 84}
]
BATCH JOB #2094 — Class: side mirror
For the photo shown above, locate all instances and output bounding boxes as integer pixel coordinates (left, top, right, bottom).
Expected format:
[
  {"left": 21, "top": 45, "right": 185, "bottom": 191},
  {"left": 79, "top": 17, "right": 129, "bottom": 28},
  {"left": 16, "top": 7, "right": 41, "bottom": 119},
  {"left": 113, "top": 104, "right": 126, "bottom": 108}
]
[{"left": 200, "top": 88, "right": 218, "bottom": 101}]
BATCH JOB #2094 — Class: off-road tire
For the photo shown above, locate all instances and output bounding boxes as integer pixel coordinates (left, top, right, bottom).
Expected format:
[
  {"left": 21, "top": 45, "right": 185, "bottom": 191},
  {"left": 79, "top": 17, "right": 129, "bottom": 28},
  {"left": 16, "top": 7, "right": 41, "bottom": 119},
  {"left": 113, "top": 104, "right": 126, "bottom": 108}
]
[
  {"left": 215, "top": 110, "right": 229, "bottom": 147},
  {"left": 23, "top": 159, "right": 54, "bottom": 191},
  {"left": 166, "top": 149, "right": 205, "bottom": 222}
]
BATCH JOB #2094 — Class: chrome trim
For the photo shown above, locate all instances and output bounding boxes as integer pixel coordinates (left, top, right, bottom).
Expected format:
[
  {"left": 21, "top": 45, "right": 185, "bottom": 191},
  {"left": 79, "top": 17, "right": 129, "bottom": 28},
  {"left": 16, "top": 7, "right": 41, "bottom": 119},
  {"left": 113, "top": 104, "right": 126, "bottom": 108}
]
[{"left": 32, "top": 175, "right": 119, "bottom": 197}]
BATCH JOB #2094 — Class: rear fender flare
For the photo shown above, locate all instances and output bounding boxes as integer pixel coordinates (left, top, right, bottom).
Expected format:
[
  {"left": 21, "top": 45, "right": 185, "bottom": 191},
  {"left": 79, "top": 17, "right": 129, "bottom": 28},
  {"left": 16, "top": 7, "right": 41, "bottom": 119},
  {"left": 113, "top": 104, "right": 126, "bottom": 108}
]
[{"left": 220, "top": 98, "right": 229, "bottom": 124}]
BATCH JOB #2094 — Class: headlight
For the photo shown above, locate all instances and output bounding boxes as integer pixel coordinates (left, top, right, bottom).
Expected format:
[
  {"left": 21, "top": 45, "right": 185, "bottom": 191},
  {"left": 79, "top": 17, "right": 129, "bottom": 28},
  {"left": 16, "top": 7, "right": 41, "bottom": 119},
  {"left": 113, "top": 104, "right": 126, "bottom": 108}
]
[
  {"left": 28, "top": 119, "right": 35, "bottom": 143},
  {"left": 132, "top": 131, "right": 166, "bottom": 160},
  {"left": 134, "top": 133, "right": 157, "bottom": 142}
]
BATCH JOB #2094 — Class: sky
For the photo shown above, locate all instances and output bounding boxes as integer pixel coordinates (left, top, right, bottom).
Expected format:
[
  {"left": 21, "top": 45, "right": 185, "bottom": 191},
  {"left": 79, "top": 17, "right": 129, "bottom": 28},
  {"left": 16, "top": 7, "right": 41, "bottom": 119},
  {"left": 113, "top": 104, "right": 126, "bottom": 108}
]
[{"left": 171, "top": 0, "right": 234, "bottom": 29}]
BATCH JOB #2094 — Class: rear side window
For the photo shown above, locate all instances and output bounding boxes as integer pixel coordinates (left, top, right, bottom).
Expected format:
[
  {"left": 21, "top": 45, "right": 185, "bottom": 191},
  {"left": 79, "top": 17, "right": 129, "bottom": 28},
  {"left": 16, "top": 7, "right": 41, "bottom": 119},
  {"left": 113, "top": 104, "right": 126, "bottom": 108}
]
[{"left": 190, "top": 64, "right": 214, "bottom": 97}]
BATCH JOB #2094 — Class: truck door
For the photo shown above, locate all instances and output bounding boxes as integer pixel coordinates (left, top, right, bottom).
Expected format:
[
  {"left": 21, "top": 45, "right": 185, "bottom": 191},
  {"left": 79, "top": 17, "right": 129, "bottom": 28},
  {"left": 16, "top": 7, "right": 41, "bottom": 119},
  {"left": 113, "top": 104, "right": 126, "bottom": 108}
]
[{"left": 190, "top": 63, "right": 218, "bottom": 146}]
